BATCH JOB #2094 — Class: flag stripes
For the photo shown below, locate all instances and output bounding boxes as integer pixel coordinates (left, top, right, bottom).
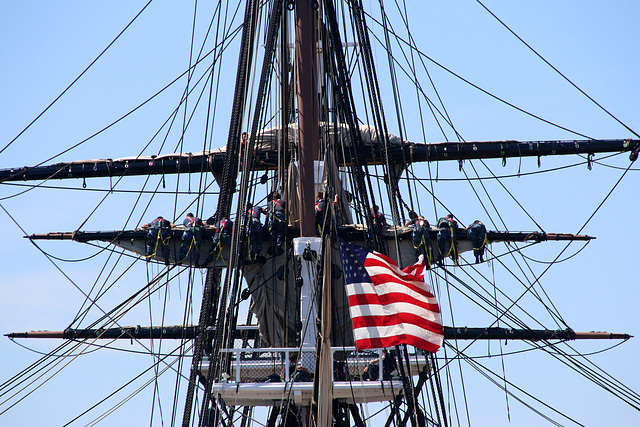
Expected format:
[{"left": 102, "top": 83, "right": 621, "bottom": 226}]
[{"left": 339, "top": 239, "right": 443, "bottom": 353}]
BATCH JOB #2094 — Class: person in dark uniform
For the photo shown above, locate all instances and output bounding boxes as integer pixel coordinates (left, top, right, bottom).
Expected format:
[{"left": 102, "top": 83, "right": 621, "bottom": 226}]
[
  {"left": 467, "top": 219, "right": 487, "bottom": 263},
  {"left": 178, "top": 213, "right": 203, "bottom": 265},
  {"left": 371, "top": 204, "right": 388, "bottom": 228},
  {"left": 204, "top": 217, "right": 233, "bottom": 266},
  {"left": 315, "top": 191, "right": 326, "bottom": 235},
  {"left": 411, "top": 215, "right": 432, "bottom": 267},
  {"left": 142, "top": 216, "right": 174, "bottom": 265},
  {"left": 362, "top": 349, "right": 397, "bottom": 381},
  {"left": 370, "top": 204, "right": 388, "bottom": 249},
  {"left": 213, "top": 217, "right": 233, "bottom": 247},
  {"left": 267, "top": 192, "right": 286, "bottom": 254},
  {"left": 247, "top": 202, "right": 267, "bottom": 260},
  {"left": 238, "top": 131, "right": 248, "bottom": 166},
  {"left": 437, "top": 213, "right": 458, "bottom": 265}
]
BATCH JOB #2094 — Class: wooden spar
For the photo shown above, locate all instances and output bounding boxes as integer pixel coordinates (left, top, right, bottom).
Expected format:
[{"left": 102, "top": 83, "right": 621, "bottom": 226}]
[
  {"left": 295, "top": 1, "right": 328, "bottom": 425},
  {"left": 1, "top": 138, "right": 637, "bottom": 183},
  {"left": 25, "top": 229, "right": 596, "bottom": 243},
  {"left": 295, "top": 0, "right": 318, "bottom": 238},
  {"left": 7, "top": 327, "right": 631, "bottom": 341},
  {"left": 23, "top": 228, "right": 596, "bottom": 269}
]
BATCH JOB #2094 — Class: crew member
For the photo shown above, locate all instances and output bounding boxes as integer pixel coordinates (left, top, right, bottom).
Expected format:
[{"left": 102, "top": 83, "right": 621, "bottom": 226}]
[
  {"left": 315, "top": 191, "right": 326, "bottom": 235},
  {"left": 437, "top": 213, "right": 459, "bottom": 265},
  {"left": 239, "top": 132, "right": 247, "bottom": 161},
  {"left": 411, "top": 215, "right": 432, "bottom": 268},
  {"left": 362, "top": 349, "right": 397, "bottom": 381},
  {"left": 178, "top": 213, "right": 203, "bottom": 265},
  {"left": 371, "top": 204, "right": 388, "bottom": 228},
  {"left": 204, "top": 217, "right": 233, "bottom": 266},
  {"left": 467, "top": 219, "right": 487, "bottom": 264},
  {"left": 247, "top": 202, "right": 267, "bottom": 260},
  {"left": 142, "top": 216, "right": 174, "bottom": 265},
  {"left": 267, "top": 192, "right": 286, "bottom": 254}
]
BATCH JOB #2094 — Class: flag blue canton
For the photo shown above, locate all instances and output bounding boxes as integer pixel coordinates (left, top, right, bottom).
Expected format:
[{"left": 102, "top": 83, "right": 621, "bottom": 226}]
[{"left": 339, "top": 240, "right": 370, "bottom": 284}]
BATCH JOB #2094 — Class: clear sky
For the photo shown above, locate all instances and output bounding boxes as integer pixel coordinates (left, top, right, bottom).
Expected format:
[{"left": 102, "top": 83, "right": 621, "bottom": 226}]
[{"left": 1, "top": 1, "right": 639, "bottom": 426}]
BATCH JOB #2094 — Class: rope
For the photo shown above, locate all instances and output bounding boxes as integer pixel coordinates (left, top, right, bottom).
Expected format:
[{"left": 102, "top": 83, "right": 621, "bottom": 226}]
[{"left": 476, "top": 0, "right": 640, "bottom": 140}]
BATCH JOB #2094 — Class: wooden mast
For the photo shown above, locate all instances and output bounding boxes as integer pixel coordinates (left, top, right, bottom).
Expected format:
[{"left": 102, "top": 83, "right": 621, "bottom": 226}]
[
  {"left": 296, "top": 0, "right": 319, "bottom": 238},
  {"left": 295, "top": 2, "right": 332, "bottom": 426}
]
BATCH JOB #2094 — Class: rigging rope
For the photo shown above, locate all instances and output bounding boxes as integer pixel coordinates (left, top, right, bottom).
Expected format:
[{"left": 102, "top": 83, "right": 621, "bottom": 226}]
[
  {"left": 476, "top": 0, "right": 640, "bottom": 140},
  {"left": 0, "top": 1, "right": 155, "bottom": 156}
]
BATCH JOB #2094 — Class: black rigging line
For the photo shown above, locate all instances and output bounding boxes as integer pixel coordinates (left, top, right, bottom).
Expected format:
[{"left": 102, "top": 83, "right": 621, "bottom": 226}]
[
  {"left": 0, "top": 181, "right": 220, "bottom": 195},
  {"left": 548, "top": 342, "right": 640, "bottom": 410},
  {"left": 440, "top": 339, "right": 629, "bottom": 360},
  {"left": 5, "top": 337, "right": 103, "bottom": 357},
  {"left": 10, "top": 335, "right": 213, "bottom": 358},
  {"left": 81, "top": 265, "right": 189, "bottom": 346},
  {"left": 1, "top": 51, "right": 228, "bottom": 239},
  {"left": 393, "top": 0, "right": 444, "bottom": 223},
  {"left": 0, "top": 342, "right": 85, "bottom": 416},
  {"left": 389, "top": 0, "right": 421, "bottom": 223},
  {"left": 427, "top": 127, "right": 576, "bottom": 329},
  {"left": 362, "top": 0, "right": 404, "bottom": 228},
  {"left": 325, "top": 0, "right": 381, "bottom": 250},
  {"left": 0, "top": 204, "right": 134, "bottom": 335},
  {"left": 0, "top": 339, "right": 76, "bottom": 398},
  {"left": 476, "top": 0, "right": 640, "bottom": 140},
  {"left": 188, "top": 1, "right": 265, "bottom": 424},
  {"left": 71, "top": 247, "right": 138, "bottom": 328},
  {"left": 438, "top": 256, "right": 577, "bottom": 349},
  {"left": 0, "top": 24, "right": 242, "bottom": 189},
  {"left": 493, "top": 249, "right": 512, "bottom": 423},
  {"left": 365, "top": 152, "right": 632, "bottom": 183},
  {"left": 63, "top": 342, "right": 192, "bottom": 427},
  {"left": 483, "top": 160, "right": 636, "bottom": 335},
  {"left": 441, "top": 269, "right": 471, "bottom": 425},
  {"left": 0, "top": 0, "right": 155, "bottom": 156},
  {"left": 372, "top": 10, "right": 568, "bottom": 280},
  {"left": 361, "top": 10, "right": 604, "bottom": 142},
  {"left": 588, "top": 160, "right": 640, "bottom": 172},
  {"left": 517, "top": 240, "right": 591, "bottom": 265},
  {"left": 500, "top": 241, "right": 567, "bottom": 329},
  {"left": 493, "top": 245, "right": 566, "bottom": 328},
  {"left": 447, "top": 343, "right": 584, "bottom": 427}
]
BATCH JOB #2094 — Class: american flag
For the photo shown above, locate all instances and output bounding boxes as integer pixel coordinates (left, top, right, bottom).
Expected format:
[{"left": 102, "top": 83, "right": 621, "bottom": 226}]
[{"left": 339, "top": 239, "right": 443, "bottom": 353}]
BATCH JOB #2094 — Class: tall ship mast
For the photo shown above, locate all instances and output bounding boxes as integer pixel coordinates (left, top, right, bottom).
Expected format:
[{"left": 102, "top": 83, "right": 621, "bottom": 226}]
[{"left": 1, "top": 2, "right": 639, "bottom": 426}]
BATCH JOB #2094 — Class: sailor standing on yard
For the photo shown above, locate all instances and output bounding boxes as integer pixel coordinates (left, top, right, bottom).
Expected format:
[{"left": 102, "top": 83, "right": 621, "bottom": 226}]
[
  {"left": 467, "top": 219, "right": 488, "bottom": 264},
  {"left": 437, "top": 213, "right": 459, "bottom": 265},
  {"left": 178, "top": 213, "right": 203, "bottom": 265},
  {"left": 267, "top": 191, "right": 286, "bottom": 255},
  {"left": 203, "top": 217, "right": 233, "bottom": 266},
  {"left": 142, "top": 216, "right": 175, "bottom": 265},
  {"left": 247, "top": 202, "right": 267, "bottom": 260},
  {"left": 410, "top": 215, "right": 432, "bottom": 268}
]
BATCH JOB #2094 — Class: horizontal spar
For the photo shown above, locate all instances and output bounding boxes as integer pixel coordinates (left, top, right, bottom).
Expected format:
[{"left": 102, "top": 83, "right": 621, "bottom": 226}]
[
  {"left": 26, "top": 228, "right": 593, "bottom": 243},
  {"left": 1, "top": 138, "right": 637, "bottom": 182},
  {"left": 25, "top": 227, "right": 594, "bottom": 268},
  {"left": 6, "top": 326, "right": 631, "bottom": 341}
]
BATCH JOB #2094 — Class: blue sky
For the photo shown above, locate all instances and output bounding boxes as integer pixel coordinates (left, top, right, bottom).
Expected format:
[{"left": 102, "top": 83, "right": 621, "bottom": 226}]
[{"left": 1, "top": 1, "right": 639, "bottom": 426}]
